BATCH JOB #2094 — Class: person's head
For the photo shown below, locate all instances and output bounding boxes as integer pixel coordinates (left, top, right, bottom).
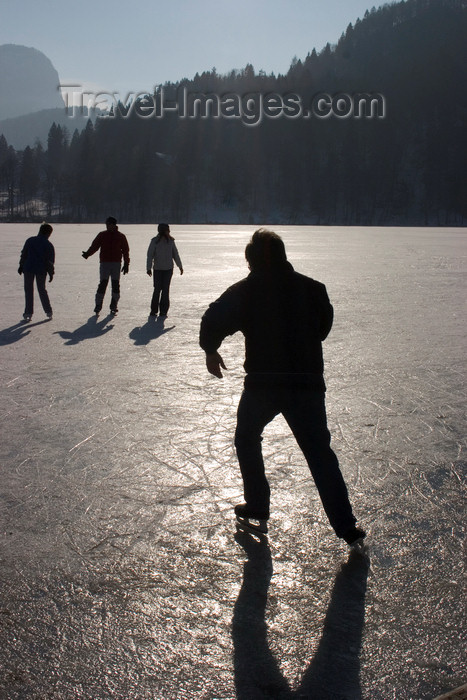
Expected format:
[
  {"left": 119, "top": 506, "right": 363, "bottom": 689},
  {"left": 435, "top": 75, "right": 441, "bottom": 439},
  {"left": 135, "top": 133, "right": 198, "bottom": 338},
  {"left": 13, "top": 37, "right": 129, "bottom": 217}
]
[
  {"left": 158, "top": 223, "right": 171, "bottom": 237},
  {"left": 38, "top": 223, "right": 53, "bottom": 238},
  {"left": 106, "top": 216, "right": 118, "bottom": 232},
  {"left": 245, "top": 228, "right": 287, "bottom": 272}
]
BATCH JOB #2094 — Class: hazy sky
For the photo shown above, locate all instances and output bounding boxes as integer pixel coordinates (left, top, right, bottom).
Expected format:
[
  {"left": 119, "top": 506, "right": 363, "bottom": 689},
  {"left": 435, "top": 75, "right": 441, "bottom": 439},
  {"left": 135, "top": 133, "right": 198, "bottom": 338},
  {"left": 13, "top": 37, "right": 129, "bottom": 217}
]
[{"left": 1, "top": 0, "right": 391, "bottom": 97}]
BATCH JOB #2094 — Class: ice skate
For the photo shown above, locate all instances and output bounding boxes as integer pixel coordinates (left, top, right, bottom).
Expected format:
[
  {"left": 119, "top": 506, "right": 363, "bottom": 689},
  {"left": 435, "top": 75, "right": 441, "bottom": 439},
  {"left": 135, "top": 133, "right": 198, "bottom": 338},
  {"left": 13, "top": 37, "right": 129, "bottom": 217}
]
[
  {"left": 342, "top": 526, "right": 366, "bottom": 550},
  {"left": 46, "top": 312, "right": 53, "bottom": 320},
  {"left": 110, "top": 304, "right": 118, "bottom": 316},
  {"left": 23, "top": 313, "right": 32, "bottom": 322},
  {"left": 235, "top": 503, "right": 269, "bottom": 536}
]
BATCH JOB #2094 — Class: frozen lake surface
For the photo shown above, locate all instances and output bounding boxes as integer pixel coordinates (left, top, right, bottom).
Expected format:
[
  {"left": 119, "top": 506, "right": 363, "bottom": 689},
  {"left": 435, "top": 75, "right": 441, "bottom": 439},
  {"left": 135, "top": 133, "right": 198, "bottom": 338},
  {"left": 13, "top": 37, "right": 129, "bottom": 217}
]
[{"left": 0, "top": 224, "right": 465, "bottom": 699}]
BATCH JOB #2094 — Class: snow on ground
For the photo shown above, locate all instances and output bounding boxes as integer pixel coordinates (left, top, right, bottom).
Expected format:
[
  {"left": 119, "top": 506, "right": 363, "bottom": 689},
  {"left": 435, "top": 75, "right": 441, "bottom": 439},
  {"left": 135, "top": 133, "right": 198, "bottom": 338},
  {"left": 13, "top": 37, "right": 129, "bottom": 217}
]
[{"left": 0, "top": 223, "right": 465, "bottom": 699}]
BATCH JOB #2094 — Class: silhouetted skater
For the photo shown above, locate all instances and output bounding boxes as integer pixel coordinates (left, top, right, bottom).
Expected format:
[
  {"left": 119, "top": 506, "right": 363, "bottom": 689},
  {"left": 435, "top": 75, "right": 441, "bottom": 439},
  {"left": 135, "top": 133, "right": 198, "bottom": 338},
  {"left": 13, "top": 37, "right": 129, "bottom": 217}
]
[
  {"left": 82, "top": 217, "right": 130, "bottom": 315},
  {"left": 146, "top": 224, "right": 183, "bottom": 318},
  {"left": 200, "top": 228, "right": 365, "bottom": 545},
  {"left": 18, "top": 222, "right": 55, "bottom": 321}
]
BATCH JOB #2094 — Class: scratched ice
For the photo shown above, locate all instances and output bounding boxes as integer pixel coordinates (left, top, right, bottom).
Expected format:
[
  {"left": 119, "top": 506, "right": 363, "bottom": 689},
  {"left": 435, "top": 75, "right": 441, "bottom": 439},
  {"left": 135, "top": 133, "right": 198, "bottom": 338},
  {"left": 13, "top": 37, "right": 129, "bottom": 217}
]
[{"left": 0, "top": 224, "right": 465, "bottom": 700}]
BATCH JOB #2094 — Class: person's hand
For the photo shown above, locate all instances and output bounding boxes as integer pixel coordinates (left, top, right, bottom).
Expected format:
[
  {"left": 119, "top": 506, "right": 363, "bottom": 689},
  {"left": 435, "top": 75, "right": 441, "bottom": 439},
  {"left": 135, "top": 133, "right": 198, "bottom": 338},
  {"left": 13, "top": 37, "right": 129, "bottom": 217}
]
[
  {"left": 18, "top": 266, "right": 23, "bottom": 275},
  {"left": 122, "top": 263, "right": 129, "bottom": 274},
  {"left": 49, "top": 273, "right": 54, "bottom": 283},
  {"left": 147, "top": 269, "right": 152, "bottom": 276},
  {"left": 82, "top": 251, "right": 89, "bottom": 259},
  {"left": 206, "top": 351, "right": 227, "bottom": 378},
  {"left": 180, "top": 268, "right": 184, "bottom": 275}
]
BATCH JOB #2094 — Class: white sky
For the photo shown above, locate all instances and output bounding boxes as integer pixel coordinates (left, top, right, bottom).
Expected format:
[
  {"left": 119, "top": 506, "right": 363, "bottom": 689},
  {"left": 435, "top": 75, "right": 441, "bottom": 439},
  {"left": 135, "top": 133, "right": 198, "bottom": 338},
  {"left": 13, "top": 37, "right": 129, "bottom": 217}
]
[{"left": 1, "top": 0, "right": 392, "bottom": 97}]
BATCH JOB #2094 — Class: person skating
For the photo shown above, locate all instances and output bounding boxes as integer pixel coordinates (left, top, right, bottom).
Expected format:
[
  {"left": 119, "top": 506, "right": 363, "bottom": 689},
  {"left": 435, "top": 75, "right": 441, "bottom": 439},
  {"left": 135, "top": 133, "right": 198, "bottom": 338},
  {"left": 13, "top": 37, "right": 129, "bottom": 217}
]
[
  {"left": 18, "top": 222, "right": 55, "bottom": 322},
  {"left": 82, "top": 216, "right": 130, "bottom": 315},
  {"left": 199, "top": 228, "right": 365, "bottom": 546},
  {"left": 146, "top": 224, "right": 183, "bottom": 319}
]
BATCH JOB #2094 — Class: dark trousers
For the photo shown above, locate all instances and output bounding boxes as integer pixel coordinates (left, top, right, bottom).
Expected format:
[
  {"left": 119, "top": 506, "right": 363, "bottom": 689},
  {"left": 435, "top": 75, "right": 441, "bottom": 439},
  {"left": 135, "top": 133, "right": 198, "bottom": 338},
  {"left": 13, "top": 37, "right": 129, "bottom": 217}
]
[
  {"left": 151, "top": 269, "right": 173, "bottom": 315},
  {"left": 234, "top": 385, "right": 356, "bottom": 537},
  {"left": 95, "top": 262, "right": 121, "bottom": 310},
  {"left": 23, "top": 272, "right": 52, "bottom": 316}
]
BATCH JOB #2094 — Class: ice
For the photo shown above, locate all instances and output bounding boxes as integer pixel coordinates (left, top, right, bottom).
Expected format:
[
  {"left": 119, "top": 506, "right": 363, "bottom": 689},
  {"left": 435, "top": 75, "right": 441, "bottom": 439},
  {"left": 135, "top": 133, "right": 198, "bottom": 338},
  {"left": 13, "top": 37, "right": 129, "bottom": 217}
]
[{"left": 0, "top": 224, "right": 465, "bottom": 699}]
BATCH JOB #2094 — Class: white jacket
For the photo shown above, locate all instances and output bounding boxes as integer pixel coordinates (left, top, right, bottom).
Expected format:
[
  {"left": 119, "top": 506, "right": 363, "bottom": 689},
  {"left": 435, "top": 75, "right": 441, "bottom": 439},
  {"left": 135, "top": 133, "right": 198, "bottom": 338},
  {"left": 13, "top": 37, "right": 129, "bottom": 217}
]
[{"left": 146, "top": 235, "right": 183, "bottom": 271}]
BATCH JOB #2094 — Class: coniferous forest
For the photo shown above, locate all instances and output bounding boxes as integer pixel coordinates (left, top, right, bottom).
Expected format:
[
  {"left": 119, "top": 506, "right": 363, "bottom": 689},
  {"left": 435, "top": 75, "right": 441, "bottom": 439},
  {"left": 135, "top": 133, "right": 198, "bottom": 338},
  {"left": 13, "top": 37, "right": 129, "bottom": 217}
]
[{"left": 1, "top": 0, "right": 466, "bottom": 225}]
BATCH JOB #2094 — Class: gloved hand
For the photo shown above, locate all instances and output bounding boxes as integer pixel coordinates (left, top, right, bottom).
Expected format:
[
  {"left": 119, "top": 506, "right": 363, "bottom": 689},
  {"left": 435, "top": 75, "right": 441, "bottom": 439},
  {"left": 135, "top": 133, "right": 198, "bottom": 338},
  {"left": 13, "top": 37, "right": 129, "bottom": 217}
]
[
  {"left": 146, "top": 269, "right": 152, "bottom": 277},
  {"left": 49, "top": 273, "right": 54, "bottom": 283},
  {"left": 122, "top": 263, "right": 129, "bottom": 274},
  {"left": 18, "top": 266, "right": 23, "bottom": 275},
  {"left": 82, "top": 251, "right": 89, "bottom": 259}
]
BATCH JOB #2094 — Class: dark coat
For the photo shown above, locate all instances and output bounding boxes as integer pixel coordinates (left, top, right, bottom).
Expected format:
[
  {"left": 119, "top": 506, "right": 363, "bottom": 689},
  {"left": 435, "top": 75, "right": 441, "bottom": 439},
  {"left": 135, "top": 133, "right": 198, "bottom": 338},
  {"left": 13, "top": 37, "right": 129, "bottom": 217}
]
[
  {"left": 19, "top": 234, "right": 55, "bottom": 276},
  {"left": 199, "top": 262, "right": 333, "bottom": 389},
  {"left": 84, "top": 229, "right": 130, "bottom": 265}
]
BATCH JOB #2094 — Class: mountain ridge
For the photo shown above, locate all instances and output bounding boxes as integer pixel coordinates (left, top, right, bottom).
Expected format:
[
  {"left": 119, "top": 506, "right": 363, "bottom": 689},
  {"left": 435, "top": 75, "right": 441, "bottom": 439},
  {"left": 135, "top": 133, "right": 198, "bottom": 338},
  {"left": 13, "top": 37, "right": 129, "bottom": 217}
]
[{"left": 0, "top": 44, "right": 65, "bottom": 122}]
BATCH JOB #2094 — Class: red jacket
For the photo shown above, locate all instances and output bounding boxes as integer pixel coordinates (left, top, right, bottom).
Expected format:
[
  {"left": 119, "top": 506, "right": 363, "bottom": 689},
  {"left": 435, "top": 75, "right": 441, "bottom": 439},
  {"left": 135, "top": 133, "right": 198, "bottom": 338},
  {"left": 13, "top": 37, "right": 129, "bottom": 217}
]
[{"left": 85, "top": 228, "right": 130, "bottom": 265}]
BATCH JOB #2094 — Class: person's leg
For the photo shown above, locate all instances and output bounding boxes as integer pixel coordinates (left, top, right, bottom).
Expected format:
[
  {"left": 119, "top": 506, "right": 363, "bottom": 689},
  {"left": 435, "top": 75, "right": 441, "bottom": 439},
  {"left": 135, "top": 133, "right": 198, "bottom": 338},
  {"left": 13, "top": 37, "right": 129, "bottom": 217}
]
[
  {"left": 282, "top": 390, "right": 357, "bottom": 538},
  {"left": 95, "top": 263, "right": 110, "bottom": 312},
  {"left": 151, "top": 271, "right": 163, "bottom": 315},
  {"left": 234, "top": 388, "right": 279, "bottom": 516},
  {"left": 110, "top": 262, "right": 121, "bottom": 312},
  {"left": 36, "top": 274, "right": 52, "bottom": 315},
  {"left": 23, "top": 272, "right": 34, "bottom": 317},
  {"left": 159, "top": 269, "right": 173, "bottom": 316}
]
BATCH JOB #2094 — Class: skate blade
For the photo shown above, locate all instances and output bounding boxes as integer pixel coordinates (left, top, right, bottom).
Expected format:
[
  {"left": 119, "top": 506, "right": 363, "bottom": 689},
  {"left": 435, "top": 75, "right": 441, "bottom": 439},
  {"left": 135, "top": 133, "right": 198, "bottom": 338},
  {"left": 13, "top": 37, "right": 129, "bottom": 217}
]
[
  {"left": 349, "top": 537, "right": 368, "bottom": 555},
  {"left": 236, "top": 516, "right": 268, "bottom": 536}
]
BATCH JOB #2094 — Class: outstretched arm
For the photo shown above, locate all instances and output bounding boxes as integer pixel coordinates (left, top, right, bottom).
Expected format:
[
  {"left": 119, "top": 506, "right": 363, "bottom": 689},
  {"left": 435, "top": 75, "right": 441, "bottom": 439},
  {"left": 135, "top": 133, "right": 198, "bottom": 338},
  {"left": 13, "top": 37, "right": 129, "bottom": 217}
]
[
  {"left": 205, "top": 351, "right": 227, "bottom": 379},
  {"left": 82, "top": 232, "right": 102, "bottom": 259},
  {"left": 200, "top": 282, "right": 244, "bottom": 379}
]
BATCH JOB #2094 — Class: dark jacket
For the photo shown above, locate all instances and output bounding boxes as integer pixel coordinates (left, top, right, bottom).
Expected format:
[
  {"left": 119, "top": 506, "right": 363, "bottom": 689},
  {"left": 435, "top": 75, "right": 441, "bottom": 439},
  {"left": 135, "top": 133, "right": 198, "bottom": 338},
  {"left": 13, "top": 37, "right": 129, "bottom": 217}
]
[
  {"left": 84, "top": 228, "right": 130, "bottom": 265},
  {"left": 199, "top": 262, "right": 333, "bottom": 389},
  {"left": 19, "top": 234, "right": 55, "bottom": 276}
]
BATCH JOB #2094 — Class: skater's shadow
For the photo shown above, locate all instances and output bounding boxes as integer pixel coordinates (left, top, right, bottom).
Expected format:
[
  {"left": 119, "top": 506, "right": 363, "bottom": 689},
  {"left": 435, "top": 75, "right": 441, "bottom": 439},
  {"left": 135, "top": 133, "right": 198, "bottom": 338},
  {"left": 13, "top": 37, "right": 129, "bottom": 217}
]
[
  {"left": 54, "top": 315, "right": 115, "bottom": 345},
  {"left": 129, "top": 318, "right": 175, "bottom": 346},
  {"left": 0, "top": 319, "right": 51, "bottom": 346},
  {"left": 232, "top": 531, "right": 369, "bottom": 699}
]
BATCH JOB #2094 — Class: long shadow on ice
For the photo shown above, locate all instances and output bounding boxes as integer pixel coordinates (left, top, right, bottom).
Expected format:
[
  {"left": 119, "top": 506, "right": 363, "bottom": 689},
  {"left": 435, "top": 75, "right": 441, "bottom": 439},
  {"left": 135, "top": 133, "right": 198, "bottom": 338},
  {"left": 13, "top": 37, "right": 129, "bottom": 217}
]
[
  {"left": 0, "top": 319, "right": 50, "bottom": 345},
  {"left": 129, "top": 318, "right": 175, "bottom": 345},
  {"left": 54, "top": 315, "right": 115, "bottom": 345},
  {"left": 232, "top": 530, "right": 369, "bottom": 699}
]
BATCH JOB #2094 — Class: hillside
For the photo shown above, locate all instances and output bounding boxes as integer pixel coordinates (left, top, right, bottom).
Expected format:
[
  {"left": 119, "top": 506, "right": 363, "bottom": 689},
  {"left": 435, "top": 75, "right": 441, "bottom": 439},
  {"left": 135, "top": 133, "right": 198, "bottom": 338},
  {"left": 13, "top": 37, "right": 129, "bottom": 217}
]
[
  {"left": 1, "top": 0, "right": 466, "bottom": 224},
  {"left": 0, "top": 44, "right": 65, "bottom": 121}
]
